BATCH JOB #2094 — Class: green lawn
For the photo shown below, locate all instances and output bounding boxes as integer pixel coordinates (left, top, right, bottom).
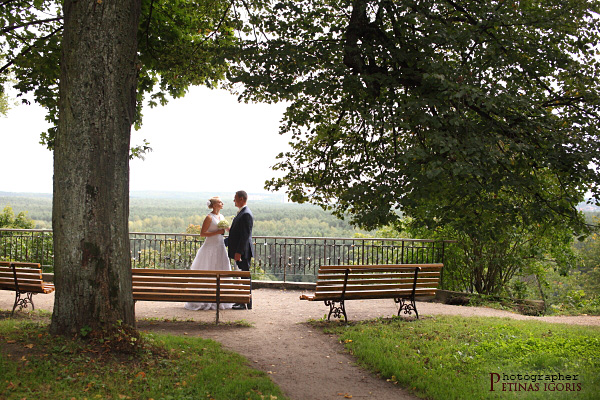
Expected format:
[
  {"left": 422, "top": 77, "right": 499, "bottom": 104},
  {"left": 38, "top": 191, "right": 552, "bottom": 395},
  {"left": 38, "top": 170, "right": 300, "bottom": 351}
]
[
  {"left": 324, "top": 315, "right": 600, "bottom": 400},
  {"left": 3, "top": 311, "right": 599, "bottom": 400},
  {"left": 0, "top": 315, "right": 287, "bottom": 400}
]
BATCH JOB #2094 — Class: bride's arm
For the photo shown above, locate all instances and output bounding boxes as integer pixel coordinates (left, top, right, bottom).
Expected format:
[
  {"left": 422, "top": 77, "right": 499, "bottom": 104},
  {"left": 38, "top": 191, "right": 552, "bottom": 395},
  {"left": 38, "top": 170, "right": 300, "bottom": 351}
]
[{"left": 200, "top": 215, "right": 225, "bottom": 237}]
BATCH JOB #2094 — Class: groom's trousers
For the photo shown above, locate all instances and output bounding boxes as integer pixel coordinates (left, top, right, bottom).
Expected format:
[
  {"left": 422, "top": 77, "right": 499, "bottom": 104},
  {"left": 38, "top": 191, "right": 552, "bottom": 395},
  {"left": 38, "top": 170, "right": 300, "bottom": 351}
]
[{"left": 236, "top": 258, "right": 253, "bottom": 309}]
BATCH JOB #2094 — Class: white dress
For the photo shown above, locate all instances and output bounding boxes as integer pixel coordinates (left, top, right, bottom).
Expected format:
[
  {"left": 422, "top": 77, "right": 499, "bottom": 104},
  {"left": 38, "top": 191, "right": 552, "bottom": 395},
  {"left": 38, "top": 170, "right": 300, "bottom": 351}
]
[{"left": 184, "top": 213, "right": 233, "bottom": 310}]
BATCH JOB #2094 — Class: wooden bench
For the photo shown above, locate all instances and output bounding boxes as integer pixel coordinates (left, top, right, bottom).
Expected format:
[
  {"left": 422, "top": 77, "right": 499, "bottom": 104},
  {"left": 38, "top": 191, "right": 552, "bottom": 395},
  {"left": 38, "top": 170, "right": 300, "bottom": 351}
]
[
  {"left": 0, "top": 261, "right": 55, "bottom": 315},
  {"left": 300, "top": 263, "right": 443, "bottom": 322},
  {"left": 132, "top": 268, "right": 252, "bottom": 323}
]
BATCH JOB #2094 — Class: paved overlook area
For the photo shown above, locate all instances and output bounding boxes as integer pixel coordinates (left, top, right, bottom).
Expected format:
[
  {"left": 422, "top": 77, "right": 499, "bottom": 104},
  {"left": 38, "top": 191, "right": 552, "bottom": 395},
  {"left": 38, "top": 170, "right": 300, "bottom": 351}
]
[{"left": 1, "top": 288, "right": 598, "bottom": 400}]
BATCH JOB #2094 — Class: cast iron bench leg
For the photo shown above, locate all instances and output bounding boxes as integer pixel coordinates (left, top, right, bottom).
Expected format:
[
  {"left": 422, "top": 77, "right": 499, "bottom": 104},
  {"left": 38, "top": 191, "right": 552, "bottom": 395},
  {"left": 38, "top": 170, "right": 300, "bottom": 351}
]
[
  {"left": 12, "top": 291, "right": 35, "bottom": 316},
  {"left": 395, "top": 297, "right": 418, "bottom": 319},
  {"left": 395, "top": 266, "right": 420, "bottom": 318},
  {"left": 324, "top": 300, "right": 347, "bottom": 322}
]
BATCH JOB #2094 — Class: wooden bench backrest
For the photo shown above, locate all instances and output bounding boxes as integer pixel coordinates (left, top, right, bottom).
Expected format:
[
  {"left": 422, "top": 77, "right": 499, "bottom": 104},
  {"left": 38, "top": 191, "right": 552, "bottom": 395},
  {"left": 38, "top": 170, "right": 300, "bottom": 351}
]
[
  {"left": 0, "top": 262, "right": 53, "bottom": 293},
  {"left": 131, "top": 268, "right": 252, "bottom": 303},
  {"left": 312, "top": 263, "right": 443, "bottom": 301}
]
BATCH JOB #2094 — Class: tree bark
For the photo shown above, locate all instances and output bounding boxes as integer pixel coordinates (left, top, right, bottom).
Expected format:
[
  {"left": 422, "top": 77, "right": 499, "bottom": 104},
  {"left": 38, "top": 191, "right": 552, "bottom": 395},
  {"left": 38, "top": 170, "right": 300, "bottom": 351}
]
[{"left": 50, "top": 0, "right": 141, "bottom": 335}]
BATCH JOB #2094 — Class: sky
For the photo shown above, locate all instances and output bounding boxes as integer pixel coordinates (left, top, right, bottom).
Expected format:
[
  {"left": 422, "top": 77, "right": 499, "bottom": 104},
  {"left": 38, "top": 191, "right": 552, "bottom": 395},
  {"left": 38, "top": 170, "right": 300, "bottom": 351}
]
[{"left": 0, "top": 86, "right": 290, "bottom": 195}]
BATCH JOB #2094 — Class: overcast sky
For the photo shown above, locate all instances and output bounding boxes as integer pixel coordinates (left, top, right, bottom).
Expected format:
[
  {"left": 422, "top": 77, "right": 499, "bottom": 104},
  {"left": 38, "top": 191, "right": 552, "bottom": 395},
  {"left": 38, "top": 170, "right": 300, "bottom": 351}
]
[{"left": 0, "top": 86, "right": 290, "bottom": 195}]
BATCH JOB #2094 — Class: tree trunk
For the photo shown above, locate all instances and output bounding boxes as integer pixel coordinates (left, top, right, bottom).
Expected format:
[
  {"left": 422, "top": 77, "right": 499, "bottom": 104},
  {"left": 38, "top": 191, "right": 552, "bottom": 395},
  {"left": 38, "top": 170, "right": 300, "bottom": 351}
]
[{"left": 50, "top": 0, "right": 141, "bottom": 335}]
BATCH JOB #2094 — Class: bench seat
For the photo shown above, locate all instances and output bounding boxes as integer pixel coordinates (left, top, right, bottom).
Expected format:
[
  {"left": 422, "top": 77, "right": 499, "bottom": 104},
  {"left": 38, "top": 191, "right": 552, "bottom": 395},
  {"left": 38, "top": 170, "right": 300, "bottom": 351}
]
[
  {"left": 132, "top": 268, "right": 251, "bottom": 323},
  {"left": 300, "top": 264, "right": 443, "bottom": 321},
  {"left": 0, "top": 261, "right": 55, "bottom": 315}
]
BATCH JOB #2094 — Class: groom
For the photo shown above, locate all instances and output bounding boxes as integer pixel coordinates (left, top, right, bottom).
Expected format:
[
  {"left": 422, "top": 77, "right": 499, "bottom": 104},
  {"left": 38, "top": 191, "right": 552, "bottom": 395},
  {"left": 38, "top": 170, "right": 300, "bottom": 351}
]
[{"left": 228, "top": 190, "right": 254, "bottom": 310}]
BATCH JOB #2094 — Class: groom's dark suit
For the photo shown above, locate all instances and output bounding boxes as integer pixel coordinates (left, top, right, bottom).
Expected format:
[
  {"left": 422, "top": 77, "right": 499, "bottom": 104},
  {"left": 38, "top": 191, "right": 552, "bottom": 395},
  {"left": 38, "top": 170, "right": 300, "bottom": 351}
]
[
  {"left": 228, "top": 205, "right": 254, "bottom": 309},
  {"left": 227, "top": 206, "right": 254, "bottom": 272}
]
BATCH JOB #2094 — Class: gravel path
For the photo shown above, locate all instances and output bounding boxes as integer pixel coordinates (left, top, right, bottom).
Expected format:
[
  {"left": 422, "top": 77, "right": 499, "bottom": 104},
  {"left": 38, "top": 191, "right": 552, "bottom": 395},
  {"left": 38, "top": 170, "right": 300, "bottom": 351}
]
[{"left": 1, "top": 288, "right": 598, "bottom": 400}]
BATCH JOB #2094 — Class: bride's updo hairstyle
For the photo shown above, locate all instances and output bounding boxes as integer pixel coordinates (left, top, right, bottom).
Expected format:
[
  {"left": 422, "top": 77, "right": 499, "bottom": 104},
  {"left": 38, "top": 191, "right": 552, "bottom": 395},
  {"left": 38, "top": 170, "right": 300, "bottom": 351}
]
[{"left": 207, "top": 196, "right": 221, "bottom": 209}]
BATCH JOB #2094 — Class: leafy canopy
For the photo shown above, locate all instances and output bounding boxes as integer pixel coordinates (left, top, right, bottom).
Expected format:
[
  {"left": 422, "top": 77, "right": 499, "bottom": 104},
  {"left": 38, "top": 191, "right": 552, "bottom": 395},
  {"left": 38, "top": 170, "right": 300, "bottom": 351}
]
[
  {"left": 0, "top": 0, "right": 240, "bottom": 153},
  {"left": 232, "top": 0, "right": 600, "bottom": 237}
]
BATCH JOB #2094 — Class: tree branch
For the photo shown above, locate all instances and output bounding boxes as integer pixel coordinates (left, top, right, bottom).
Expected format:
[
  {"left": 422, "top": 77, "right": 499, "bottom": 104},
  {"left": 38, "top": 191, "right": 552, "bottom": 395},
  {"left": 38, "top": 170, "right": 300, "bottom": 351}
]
[
  {"left": 0, "top": 25, "right": 63, "bottom": 75},
  {"left": 1, "top": 17, "right": 63, "bottom": 34}
]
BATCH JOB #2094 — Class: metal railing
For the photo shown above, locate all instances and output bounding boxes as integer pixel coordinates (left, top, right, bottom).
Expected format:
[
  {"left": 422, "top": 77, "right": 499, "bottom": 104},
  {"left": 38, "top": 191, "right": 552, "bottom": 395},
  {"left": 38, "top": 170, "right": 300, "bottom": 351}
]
[
  {"left": 0, "top": 229, "right": 54, "bottom": 267},
  {"left": 1, "top": 229, "right": 451, "bottom": 283}
]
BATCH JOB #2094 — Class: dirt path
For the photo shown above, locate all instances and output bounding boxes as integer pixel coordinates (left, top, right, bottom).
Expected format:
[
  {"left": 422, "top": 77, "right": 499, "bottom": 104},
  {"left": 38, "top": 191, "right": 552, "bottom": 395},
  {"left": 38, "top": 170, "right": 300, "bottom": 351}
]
[{"left": 1, "top": 289, "right": 598, "bottom": 400}]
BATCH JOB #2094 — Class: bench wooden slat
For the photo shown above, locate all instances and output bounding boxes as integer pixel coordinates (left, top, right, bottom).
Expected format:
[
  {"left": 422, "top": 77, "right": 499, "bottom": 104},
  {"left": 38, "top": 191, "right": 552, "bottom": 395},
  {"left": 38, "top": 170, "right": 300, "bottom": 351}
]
[
  {"left": 0, "top": 266, "right": 44, "bottom": 273},
  {"left": 0, "top": 274, "right": 45, "bottom": 282},
  {"left": 316, "top": 278, "right": 439, "bottom": 286},
  {"left": 316, "top": 271, "right": 441, "bottom": 278},
  {"left": 132, "top": 276, "right": 251, "bottom": 285},
  {"left": 315, "top": 282, "right": 439, "bottom": 292},
  {"left": 132, "top": 268, "right": 250, "bottom": 277},
  {"left": 133, "top": 293, "right": 251, "bottom": 303},
  {"left": 132, "top": 276, "right": 248, "bottom": 283},
  {"left": 133, "top": 288, "right": 250, "bottom": 295},
  {"left": 133, "top": 283, "right": 249, "bottom": 290},
  {"left": 133, "top": 286, "right": 249, "bottom": 292},
  {"left": 0, "top": 280, "right": 46, "bottom": 288},
  {"left": 0, "top": 283, "right": 54, "bottom": 293},
  {"left": 309, "top": 287, "right": 438, "bottom": 299},
  {"left": 317, "top": 263, "right": 442, "bottom": 271}
]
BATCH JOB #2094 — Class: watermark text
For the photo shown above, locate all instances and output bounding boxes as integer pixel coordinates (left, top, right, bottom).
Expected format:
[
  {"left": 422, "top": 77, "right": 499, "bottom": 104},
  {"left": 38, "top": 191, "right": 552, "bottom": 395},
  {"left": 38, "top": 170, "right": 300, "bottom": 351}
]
[{"left": 490, "top": 373, "right": 582, "bottom": 392}]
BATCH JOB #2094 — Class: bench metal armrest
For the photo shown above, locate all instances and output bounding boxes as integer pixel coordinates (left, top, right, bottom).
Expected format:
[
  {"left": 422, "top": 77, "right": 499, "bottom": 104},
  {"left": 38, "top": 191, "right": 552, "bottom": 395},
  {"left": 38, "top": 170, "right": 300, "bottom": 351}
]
[
  {"left": 11, "top": 263, "right": 20, "bottom": 293},
  {"left": 341, "top": 268, "right": 350, "bottom": 301},
  {"left": 410, "top": 267, "right": 421, "bottom": 300}
]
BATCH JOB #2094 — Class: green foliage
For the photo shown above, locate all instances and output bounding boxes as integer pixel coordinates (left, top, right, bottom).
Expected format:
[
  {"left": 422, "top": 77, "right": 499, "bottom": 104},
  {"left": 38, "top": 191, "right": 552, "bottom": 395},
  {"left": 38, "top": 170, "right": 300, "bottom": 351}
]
[
  {"left": 538, "top": 217, "right": 600, "bottom": 314},
  {"left": 544, "top": 269, "right": 600, "bottom": 315},
  {"left": 573, "top": 221, "right": 600, "bottom": 294},
  {"left": 0, "top": 0, "right": 61, "bottom": 145},
  {"left": 327, "top": 315, "right": 600, "bottom": 400},
  {"left": 401, "top": 207, "right": 578, "bottom": 295},
  {"left": 0, "top": 0, "right": 238, "bottom": 155},
  {"left": 232, "top": 1, "right": 600, "bottom": 260},
  {"left": 0, "top": 205, "right": 35, "bottom": 229},
  {"left": 134, "top": 0, "right": 239, "bottom": 129},
  {"left": 0, "top": 87, "right": 8, "bottom": 115},
  {"left": 0, "top": 196, "right": 51, "bottom": 228}
]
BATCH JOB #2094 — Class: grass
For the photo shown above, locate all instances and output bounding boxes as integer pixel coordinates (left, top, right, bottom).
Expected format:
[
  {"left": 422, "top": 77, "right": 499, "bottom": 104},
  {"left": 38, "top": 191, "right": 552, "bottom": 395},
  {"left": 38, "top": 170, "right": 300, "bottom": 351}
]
[
  {"left": 320, "top": 315, "right": 600, "bottom": 400},
  {"left": 0, "top": 312, "right": 287, "bottom": 400},
  {"left": 138, "top": 316, "right": 254, "bottom": 328}
]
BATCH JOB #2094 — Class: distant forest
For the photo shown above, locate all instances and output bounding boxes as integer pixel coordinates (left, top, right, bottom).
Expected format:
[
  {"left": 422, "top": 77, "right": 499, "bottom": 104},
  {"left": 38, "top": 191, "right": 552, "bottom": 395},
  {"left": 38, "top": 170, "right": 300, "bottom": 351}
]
[
  {"left": 0, "top": 192, "right": 368, "bottom": 237},
  {"left": 2, "top": 192, "right": 597, "bottom": 237}
]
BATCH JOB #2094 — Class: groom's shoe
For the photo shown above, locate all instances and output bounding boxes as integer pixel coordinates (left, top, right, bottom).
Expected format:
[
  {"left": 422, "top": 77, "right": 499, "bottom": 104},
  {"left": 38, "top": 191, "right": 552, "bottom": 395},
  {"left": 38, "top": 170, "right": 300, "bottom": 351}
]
[{"left": 232, "top": 304, "right": 247, "bottom": 310}]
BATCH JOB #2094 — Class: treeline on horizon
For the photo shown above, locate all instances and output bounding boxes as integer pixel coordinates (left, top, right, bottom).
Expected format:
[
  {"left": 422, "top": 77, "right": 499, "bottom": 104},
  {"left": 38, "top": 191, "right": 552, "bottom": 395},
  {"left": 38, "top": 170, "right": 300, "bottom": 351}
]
[
  {"left": 0, "top": 195, "right": 369, "bottom": 237},
  {"left": 3, "top": 194, "right": 599, "bottom": 237}
]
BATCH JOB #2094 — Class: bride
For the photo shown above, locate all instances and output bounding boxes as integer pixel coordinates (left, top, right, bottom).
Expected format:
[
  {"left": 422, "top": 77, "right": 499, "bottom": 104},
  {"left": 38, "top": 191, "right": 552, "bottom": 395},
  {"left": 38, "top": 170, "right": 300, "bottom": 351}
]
[{"left": 184, "top": 196, "right": 233, "bottom": 311}]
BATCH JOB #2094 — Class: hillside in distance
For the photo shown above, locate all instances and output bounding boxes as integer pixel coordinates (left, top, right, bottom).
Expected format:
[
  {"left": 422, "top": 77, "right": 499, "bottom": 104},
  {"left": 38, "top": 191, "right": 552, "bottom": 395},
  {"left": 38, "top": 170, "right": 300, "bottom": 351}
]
[{"left": 0, "top": 191, "right": 367, "bottom": 237}]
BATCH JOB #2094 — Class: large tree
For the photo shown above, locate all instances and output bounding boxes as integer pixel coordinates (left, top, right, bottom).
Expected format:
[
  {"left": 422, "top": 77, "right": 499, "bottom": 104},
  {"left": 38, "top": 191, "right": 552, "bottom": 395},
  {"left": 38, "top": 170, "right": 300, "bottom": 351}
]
[
  {"left": 49, "top": 0, "right": 142, "bottom": 333},
  {"left": 227, "top": 0, "right": 600, "bottom": 294},
  {"left": 233, "top": 0, "right": 600, "bottom": 228},
  {"left": 231, "top": 0, "right": 600, "bottom": 267},
  {"left": 1, "top": 0, "right": 238, "bottom": 335}
]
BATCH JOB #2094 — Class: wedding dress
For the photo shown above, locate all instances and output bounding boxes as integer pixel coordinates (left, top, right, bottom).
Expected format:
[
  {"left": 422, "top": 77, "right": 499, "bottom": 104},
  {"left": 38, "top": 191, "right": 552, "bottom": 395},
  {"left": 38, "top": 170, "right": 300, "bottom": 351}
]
[{"left": 184, "top": 212, "right": 233, "bottom": 311}]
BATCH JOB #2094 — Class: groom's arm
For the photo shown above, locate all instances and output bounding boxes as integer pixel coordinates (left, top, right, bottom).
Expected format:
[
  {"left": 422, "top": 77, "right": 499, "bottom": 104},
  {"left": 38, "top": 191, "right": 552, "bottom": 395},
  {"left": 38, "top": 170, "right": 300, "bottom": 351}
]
[{"left": 232, "top": 213, "right": 253, "bottom": 257}]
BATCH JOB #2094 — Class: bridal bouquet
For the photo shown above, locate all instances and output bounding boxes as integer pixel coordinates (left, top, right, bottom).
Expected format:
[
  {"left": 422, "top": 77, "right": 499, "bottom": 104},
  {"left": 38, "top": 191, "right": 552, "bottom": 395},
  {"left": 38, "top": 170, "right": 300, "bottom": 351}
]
[{"left": 217, "top": 219, "right": 230, "bottom": 229}]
